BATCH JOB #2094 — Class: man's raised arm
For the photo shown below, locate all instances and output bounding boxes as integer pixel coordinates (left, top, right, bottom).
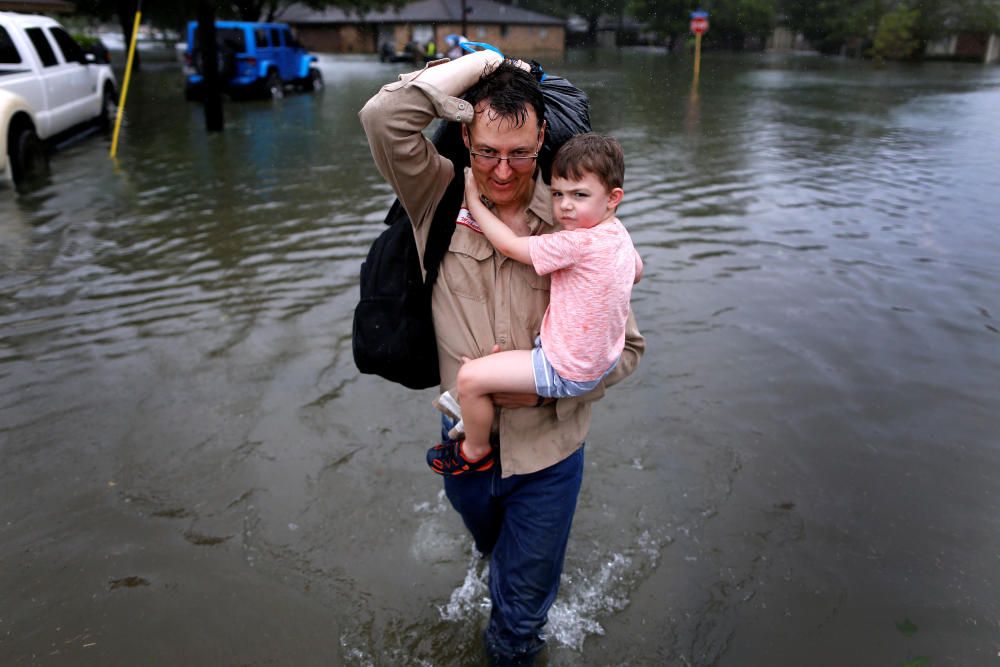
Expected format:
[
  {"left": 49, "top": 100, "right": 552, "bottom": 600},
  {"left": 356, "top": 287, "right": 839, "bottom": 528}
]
[{"left": 358, "top": 50, "right": 504, "bottom": 233}]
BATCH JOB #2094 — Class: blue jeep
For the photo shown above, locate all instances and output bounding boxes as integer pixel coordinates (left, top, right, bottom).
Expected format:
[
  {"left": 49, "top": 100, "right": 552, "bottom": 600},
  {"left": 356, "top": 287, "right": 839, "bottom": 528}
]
[{"left": 184, "top": 21, "right": 321, "bottom": 100}]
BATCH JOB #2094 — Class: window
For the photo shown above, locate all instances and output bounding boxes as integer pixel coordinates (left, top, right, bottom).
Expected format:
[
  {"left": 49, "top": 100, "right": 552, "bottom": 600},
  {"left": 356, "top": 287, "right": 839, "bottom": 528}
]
[
  {"left": 254, "top": 28, "right": 269, "bottom": 47},
  {"left": 500, "top": 24, "right": 509, "bottom": 38},
  {"left": 25, "top": 27, "right": 57, "bottom": 67},
  {"left": 193, "top": 28, "right": 246, "bottom": 52},
  {"left": 218, "top": 28, "right": 246, "bottom": 52},
  {"left": 0, "top": 26, "right": 22, "bottom": 63},
  {"left": 49, "top": 27, "right": 85, "bottom": 64},
  {"left": 270, "top": 28, "right": 282, "bottom": 47}
]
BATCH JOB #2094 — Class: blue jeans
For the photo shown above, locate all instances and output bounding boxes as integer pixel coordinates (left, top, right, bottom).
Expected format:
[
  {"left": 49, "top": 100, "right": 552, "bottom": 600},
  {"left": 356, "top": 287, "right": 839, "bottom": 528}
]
[{"left": 441, "top": 418, "right": 585, "bottom": 666}]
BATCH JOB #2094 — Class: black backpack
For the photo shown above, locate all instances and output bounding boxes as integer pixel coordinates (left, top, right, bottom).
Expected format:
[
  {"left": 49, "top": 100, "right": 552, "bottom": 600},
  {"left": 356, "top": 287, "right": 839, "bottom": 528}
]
[
  {"left": 352, "top": 75, "right": 591, "bottom": 389},
  {"left": 351, "top": 136, "right": 465, "bottom": 389}
]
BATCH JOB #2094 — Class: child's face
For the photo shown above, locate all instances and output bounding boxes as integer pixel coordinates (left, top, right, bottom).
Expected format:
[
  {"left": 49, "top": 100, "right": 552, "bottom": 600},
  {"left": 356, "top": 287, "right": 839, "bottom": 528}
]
[{"left": 550, "top": 172, "right": 624, "bottom": 231}]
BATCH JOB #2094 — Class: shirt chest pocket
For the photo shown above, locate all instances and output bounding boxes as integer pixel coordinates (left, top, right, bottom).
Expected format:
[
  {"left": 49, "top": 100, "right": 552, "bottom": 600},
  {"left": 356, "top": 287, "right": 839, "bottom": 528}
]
[
  {"left": 512, "top": 260, "right": 550, "bottom": 336},
  {"left": 442, "top": 230, "right": 494, "bottom": 303}
]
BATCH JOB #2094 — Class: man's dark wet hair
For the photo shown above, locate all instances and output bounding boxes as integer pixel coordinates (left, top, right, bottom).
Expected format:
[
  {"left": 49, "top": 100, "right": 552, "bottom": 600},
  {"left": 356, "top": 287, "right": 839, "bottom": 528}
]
[
  {"left": 464, "top": 60, "right": 545, "bottom": 129},
  {"left": 552, "top": 133, "right": 625, "bottom": 192}
]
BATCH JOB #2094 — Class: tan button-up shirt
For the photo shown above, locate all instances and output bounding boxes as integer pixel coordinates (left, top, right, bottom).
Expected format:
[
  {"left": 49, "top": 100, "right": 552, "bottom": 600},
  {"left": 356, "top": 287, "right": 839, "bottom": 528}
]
[{"left": 360, "top": 66, "right": 645, "bottom": 476}]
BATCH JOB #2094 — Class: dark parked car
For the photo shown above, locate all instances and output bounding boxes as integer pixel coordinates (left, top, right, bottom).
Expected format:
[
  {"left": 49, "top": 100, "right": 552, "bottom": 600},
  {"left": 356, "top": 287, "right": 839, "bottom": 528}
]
[{"left": 183, "top": 21, "right": 321, "bottom": 100}]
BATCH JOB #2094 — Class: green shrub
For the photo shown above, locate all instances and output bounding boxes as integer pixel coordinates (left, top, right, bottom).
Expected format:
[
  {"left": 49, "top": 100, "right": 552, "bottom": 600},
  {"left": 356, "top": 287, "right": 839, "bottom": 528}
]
[
  {"left": 871, "top": 5, "right": 921, "bottom": 60},
  {"left": 72, "top": 33, "right": 101, "bottom": 48}
]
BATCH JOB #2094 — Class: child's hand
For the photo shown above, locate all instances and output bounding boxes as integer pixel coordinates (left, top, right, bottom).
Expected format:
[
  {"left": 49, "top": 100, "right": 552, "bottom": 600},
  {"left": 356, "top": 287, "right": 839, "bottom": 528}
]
[{"left": 464, "top": 170, "right": 484, "bottom": 212}]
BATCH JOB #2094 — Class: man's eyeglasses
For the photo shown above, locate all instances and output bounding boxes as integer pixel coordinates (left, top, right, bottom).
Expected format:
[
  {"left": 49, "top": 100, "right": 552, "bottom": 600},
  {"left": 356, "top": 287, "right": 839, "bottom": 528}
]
[{"left": 468, "top": 150, "right": 539, "bottom": 171}]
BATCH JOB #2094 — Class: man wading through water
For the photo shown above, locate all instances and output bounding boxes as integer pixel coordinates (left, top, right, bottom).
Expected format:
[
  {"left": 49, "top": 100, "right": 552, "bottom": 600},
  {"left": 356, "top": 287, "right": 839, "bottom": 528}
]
[{"left": 359, "top": 49, "right": 644, "bottom": 665}]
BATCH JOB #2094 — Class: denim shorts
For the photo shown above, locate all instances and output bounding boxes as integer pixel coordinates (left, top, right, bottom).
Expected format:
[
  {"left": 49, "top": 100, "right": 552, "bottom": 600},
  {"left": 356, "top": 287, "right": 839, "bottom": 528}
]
[{"left": 531, "top": 337, "right": 618, "bottom": 399}]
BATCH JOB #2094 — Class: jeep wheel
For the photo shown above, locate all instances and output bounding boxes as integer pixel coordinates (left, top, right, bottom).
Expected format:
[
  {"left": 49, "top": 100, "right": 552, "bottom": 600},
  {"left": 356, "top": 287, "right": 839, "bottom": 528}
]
[
  {"left": 303, "top": 68, "right": 323, "bottom": 92},
  {"left": 98, "top": 84, "right": 118, "bottom": 132},
  {"left": 8, "top": 124, "right": 49, "bottom": 192},
  {"left": 265, "top": 71, "right": 283, "bottom": 99}
]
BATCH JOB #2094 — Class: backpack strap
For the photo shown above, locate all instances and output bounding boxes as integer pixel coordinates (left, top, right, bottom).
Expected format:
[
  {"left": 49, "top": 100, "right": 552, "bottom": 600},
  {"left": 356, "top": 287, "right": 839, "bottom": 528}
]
[{"left": 423, "top": 122, "right": 467, "bottom": 286}]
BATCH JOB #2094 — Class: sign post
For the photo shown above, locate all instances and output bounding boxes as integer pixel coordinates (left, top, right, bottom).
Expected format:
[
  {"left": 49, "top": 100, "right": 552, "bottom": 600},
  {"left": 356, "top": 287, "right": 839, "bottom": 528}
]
[{"left": 690, "top": 10, "right": 709, "bottom": 87}]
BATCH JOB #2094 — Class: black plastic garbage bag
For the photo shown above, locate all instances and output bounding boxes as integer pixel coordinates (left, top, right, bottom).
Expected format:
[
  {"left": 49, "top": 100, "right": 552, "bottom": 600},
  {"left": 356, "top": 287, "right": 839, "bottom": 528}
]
[{"left": 536, "top": 75, "right": 592, "bottom": 183}]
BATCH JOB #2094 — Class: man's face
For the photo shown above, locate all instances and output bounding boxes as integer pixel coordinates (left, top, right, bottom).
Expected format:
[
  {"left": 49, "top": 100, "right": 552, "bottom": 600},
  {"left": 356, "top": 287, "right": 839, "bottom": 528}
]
[{"left": 464, "top": 103, "right": 543, "bottom": 210}]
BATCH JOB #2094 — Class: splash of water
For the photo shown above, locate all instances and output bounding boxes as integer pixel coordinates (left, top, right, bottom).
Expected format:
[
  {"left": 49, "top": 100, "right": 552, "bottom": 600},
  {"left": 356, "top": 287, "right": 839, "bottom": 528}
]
[
  {"left": 438, "top": 552, "right": 490, "bottom": 621},
  {"left": 546, "top": 553, "right": 633, "bottom": 650},
  {"left": 437, "top": 529, "right": 666, "bottom": 652},
  {"left": 412, "top": 489, "right": 449, "bottom": 515}
]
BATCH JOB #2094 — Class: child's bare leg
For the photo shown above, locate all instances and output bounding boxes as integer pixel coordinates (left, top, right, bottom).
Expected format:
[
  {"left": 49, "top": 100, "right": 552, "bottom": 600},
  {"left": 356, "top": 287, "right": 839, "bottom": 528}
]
[{"left": 456, "top": 350, "right": 536, "bottom": 459}]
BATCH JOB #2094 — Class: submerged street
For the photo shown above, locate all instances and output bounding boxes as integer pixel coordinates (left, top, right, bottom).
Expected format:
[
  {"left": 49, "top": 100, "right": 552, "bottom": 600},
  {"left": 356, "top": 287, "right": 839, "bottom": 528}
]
[{"left": 1, "top": 50, "right": 999, "bottom": 665}]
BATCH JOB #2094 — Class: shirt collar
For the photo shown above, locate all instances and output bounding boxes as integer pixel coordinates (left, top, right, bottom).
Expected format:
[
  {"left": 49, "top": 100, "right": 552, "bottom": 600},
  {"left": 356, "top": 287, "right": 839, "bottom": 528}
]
[
  {"left": 527, "top": 171, "right": 554, "bottom": 229},
  {"left": 474, "top": 169, "right": 553, "bottom": 232}
]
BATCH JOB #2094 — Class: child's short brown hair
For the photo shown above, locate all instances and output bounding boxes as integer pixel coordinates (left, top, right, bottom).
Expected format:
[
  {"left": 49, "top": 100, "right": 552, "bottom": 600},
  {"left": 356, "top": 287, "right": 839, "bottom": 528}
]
[{"left": 551, "top": 133, "right": 624, "bottom": 192}]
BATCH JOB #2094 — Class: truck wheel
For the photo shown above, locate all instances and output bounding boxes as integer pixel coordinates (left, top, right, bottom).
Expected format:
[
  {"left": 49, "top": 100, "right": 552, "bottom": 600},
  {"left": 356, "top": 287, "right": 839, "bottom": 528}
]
[
  {"left": 265, "top": 71, "right": 283, "bottom": 99},
  {"left": 98, "top": 84, "right": 118, "bottom": 132},
  {"left": 8, "top": 124, "right": 49, "bottom": 191},
  {"left": 303, "top": 68, "right": 323, "bottom": 92}
]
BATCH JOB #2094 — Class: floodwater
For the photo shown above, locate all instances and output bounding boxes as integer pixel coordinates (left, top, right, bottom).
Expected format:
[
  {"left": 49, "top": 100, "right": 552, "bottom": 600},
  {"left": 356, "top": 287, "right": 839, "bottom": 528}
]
[{"left": 2, "top": 49, "right": 999, "bottom": 666}]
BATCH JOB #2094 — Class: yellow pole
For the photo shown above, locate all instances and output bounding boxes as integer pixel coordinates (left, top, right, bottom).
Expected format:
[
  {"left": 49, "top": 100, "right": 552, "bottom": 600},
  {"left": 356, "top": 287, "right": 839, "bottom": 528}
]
[
  {"left": 693, "top": 32, "right": 702, "bottom": 87},
  {"left": 110, "top": 6, "right": 142, "bottom": 159}
]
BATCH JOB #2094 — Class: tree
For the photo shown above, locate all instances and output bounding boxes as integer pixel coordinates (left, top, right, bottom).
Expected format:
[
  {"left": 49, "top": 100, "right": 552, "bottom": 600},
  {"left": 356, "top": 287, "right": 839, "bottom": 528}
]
[
  {"left": 197, "top": 0, "right": 224, "bottom": 132},
  {"left": 519, "top": 0, "right": 630, "bottom": 45},
  {"left": 871, "top": 3, "right": 920, "bottom": 59},
  {"left": 223, "top": 0, "right": 404, "bottom": 22},
  {"left": 231, "top": 1, "right": 299, "bottom": 22},
  {"left": 74, "top": 0, "right": 402, "bottom": 70},
  {"left": 629, "top": 0, "right": 695, "bottom": 48},
  {"left": 75, "top": 0, "right": 209, "bottom": 70},
  {"left": 910, "top": 0, "right": 1000, "bottom": 43},
  {"left": 778, "top": 0, "right": 1000, "bottom": 56},
  {"left": 700, "top": 0, "right": 777, "bottom": 50},
  {"left": 778, "top": 0, "right": 877, "bottom": 54},
  {"left": 585, "top": 0, "right": 628, "bottom": 45},
  {"left": 74, "top": 0, "right": 141, "bottom": 69},
  {"left": 627, "top": 0, "right": 777, "bottom": 51}
]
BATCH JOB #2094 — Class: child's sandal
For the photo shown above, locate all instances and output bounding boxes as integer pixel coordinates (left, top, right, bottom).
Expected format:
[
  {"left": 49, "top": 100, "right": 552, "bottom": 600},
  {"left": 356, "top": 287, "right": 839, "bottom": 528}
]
[{"left": 426, "top": 441, "right": 494, "bottom": 476}]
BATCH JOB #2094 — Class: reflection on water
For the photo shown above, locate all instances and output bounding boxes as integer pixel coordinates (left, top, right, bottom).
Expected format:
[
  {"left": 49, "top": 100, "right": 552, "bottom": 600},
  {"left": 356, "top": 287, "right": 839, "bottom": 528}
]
[{"left": 2, "top": 51, "right": 999, "bottom": 666}]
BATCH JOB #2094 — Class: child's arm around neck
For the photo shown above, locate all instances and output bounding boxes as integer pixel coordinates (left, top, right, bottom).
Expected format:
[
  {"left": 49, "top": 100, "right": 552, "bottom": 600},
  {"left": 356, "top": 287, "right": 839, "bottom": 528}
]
[{"left": 464, "top": 170, "right": 533, "bottom": 265}]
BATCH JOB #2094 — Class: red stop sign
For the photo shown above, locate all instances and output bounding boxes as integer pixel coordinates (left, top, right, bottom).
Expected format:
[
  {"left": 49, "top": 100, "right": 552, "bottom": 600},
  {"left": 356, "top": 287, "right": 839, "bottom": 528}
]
[{"left": 690, "top": 17, "right": 709, "bottom": 34}]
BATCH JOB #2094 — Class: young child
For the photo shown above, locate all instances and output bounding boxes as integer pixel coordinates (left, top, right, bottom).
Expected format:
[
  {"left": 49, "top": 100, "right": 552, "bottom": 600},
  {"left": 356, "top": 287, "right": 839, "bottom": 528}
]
[{"left": 427, "top": 133, "right": 643, "bottom": 475}]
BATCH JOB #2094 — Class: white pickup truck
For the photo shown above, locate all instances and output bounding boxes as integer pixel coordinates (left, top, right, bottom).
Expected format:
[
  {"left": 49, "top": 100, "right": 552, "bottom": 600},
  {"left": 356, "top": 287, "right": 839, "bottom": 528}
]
[{"left": 1, "top": 11, "right": 117, "bottom": 189}]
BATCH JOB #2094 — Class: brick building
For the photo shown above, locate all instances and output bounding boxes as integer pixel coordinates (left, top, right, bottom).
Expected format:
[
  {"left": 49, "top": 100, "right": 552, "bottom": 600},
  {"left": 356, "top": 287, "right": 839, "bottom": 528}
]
[
  {"left": 926, "top": 32, "right": 1000, "bottom": 63},
  {"left": 277, "top": 0, "right": 565, "bottom": 57}
]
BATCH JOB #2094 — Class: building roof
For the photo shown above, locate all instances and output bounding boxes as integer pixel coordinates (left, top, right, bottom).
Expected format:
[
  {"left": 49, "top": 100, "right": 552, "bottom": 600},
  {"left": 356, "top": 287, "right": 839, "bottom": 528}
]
[
  {"left": 0, "top": 0, "right": 75, "bottom": 12},
  {"left": 278, "top": 0, "right": 565, "bottom": 27}
]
